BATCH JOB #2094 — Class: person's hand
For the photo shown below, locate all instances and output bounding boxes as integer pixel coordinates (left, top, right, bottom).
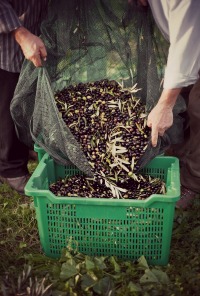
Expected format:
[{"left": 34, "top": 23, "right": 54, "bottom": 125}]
[
  {"left": 137, "top": 0, "right": 148, "bottom": 6},
  {"left": 147, "top": 102, "right": 173, "bottom": 147},
  {"left": 147, "top": 88, "right": 181, "bottom": 147},
  {"left": 13, "top": 26, "right": 47, "bottom": 67}
]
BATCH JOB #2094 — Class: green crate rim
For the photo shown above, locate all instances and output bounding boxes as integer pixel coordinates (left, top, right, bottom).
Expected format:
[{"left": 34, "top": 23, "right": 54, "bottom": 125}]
[{"left": 25, "top": 153, "right": 180, "bottom": 206}]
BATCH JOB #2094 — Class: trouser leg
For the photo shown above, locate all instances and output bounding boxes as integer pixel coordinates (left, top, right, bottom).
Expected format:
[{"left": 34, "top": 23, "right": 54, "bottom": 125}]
[
  {"left": 0, "top": 68, "right": 29, "bottom": 178},
  {"left": 167, "top": 85, "right": 192, "bottom": 160},
  {"left": 180, "top": 77, "right": 200, "bottom": 192}
]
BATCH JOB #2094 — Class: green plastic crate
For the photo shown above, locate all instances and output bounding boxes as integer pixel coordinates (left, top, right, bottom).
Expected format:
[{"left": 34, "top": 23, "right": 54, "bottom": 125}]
[
  {"left": 34, "top": 143, "right": 46, "bottom": 162},
  {"left": 25, "top": 153, "right": 180, "bottom": 265}
]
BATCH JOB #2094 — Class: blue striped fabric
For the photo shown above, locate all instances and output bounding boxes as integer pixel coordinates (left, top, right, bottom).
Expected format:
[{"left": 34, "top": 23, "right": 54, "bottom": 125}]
[{"left": 0, "top": 0, "right": 48, "bottom": 73}]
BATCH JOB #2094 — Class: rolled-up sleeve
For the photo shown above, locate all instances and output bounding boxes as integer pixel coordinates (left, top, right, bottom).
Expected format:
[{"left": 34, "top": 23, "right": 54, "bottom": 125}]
[
  {"left": 149, "top": 0, "right": 200, "bottom": 89},
  {"left": 164, "top": 0, "right": 200, "bottom": 88},
  {"left": 0, "top": 0, "right": 22, "bottom": 33}
]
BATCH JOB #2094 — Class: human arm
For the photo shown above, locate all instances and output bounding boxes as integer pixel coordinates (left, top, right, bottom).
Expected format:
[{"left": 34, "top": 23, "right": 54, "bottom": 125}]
[
  {"left": 0, "top": 0, "right": 47, "bottom": 67},
  {"left": 147, "top": 0, "right": 200, "bottom": 146},
  {"left": 137, "top": 0, "right": 148, "bottom": 6},
  {"left": 13, "top": 26, "right": 47, "bottom": 68},
  {"left": 147, "top": 88, "right": 181, "bottom": 147},
  {"left": 0, "top": 0, "right": 21, "bottom": 33}
]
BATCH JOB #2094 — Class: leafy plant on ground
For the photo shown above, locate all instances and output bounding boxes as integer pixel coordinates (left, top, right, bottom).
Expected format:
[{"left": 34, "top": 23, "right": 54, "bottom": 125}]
[{"left": 0, "top": 160, "right": 200, "bottom": 295}]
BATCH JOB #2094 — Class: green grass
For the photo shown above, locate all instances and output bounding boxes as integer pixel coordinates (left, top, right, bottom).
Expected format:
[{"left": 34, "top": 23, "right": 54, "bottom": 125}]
[
  {"left": 0, "top": 160, "right": 200, "bottom": 295},
  {"left": 0, "top": 161, "right": 40, "bottom": 270}
]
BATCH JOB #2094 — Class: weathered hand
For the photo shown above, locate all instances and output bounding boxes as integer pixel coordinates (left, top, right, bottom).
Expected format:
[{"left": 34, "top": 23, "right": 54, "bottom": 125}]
[
  {"left": 13, "top": 26, "right": 47, "bottom": 67},
  {"left": 147, "top": 102, "right": 173, "bottom": 147},
  {"left": 147, "top": 88, "right": 181, "bottom": 147}
]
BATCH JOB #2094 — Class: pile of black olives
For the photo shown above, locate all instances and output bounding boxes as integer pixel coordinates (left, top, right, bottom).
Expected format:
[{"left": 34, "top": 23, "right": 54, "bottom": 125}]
[
  {"left": 50, "top": 79, "right": 166, "bottom": 199},
  {"left": 49, "top": 174, "right": 165, "bottom": 199}
]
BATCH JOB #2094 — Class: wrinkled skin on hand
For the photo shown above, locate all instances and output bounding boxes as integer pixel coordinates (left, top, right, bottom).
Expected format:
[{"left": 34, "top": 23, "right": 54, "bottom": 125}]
[
  {"left": 147, "top": 102, "right": 173, "bottom": 147},
  {"left": 13, "top": 26, "right": 47, "bottom": 67},
  {"left": 147, "top": 88, "right": 181, "bottom": 147}
]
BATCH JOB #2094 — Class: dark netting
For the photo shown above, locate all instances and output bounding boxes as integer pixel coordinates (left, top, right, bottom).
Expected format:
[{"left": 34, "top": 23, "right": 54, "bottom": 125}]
[{"left": 11, "top": 0, "right": 185, "bottom": 179}]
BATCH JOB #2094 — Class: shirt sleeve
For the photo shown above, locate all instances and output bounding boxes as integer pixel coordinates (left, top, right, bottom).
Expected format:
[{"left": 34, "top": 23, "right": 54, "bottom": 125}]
[
  {"left": 163, "top": 0, "right": 200, "bottom": 89},
  {"left": 0, "top": 0, "right": 22, "bottom": 33}
]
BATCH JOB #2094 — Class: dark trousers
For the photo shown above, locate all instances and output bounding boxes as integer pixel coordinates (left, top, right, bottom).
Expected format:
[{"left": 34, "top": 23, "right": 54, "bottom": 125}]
[
  {"left": 0, "top": 68, "right": 29, "bottom": 178},
  {"left": 171, "top": 78, "right": 200, "bottom": 192}
]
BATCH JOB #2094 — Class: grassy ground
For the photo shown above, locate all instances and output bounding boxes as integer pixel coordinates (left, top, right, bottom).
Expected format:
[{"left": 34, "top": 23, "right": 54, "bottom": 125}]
[{"left": 0, "top": 160, "right": 200, "bottom": 295}]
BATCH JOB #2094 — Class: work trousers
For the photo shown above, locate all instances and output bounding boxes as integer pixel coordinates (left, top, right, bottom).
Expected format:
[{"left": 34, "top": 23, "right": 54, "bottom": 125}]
[
  {"left": 0, "top": 68, "right": 29, "bottom": 178},
  {"left": 173, "top": 77, "right": 200, "bottom": 192}
]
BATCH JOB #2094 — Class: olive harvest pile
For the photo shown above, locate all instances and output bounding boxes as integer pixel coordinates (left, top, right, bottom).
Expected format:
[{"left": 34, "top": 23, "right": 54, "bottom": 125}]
[
  {"left": 51, "top": 79, "right": 166, "bottom": 199},
  {"left": 50, "top": 174, "right": 165, "bottom": 200}
]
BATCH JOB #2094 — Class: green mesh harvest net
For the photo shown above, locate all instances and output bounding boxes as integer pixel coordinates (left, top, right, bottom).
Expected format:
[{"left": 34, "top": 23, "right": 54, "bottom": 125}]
[{"left": 11, "top": 0, "right": 185, "bottom": 180}]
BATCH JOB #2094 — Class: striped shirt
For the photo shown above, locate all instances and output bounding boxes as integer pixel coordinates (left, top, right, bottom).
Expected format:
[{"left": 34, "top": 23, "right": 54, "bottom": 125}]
[{"left": 0, "top": 0, "right": 48, "bottom": 73}]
